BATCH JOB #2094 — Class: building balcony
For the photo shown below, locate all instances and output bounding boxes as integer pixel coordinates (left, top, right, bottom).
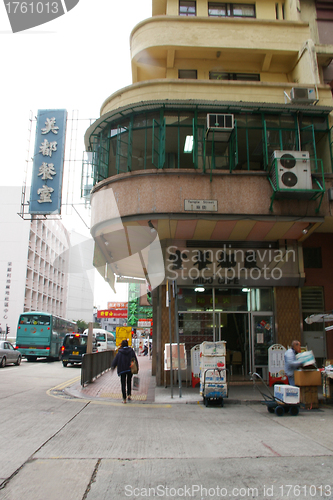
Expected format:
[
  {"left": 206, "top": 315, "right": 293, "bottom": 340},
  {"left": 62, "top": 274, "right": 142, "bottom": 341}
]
[
  {"left": 100, "top": 79, "right": 333, "bottom": 117},
  {"left": 91, "top": 169, "right": 332, "bottom": 225},
  {"left": 130, "top": 16, "right": 312, "bottom": 82},
  {"left": 89, "top": 168, "right": 333, "bottom": 283}
]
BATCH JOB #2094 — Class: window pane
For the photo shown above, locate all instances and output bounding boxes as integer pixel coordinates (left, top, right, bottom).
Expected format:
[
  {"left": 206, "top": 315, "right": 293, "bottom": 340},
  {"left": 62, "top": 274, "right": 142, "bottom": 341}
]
[
  {"left": 303, "top": 248, "right": 322, "bottom": 268},
  {"left": 209, "top": 72, "right": 260, "bottom": 81},
  {"left": 232, "top": 3, "right": 255, "bottom": 17},
  {"left": 209, "top": 72, "right": 229, "bottom": 80},
  {"left": 179, "top": 1, "right": 196, "bottom": 16},
  {"left": 178, "top": 288, "right": 213, "bottom": 311},
  {"left": 234, "top": 73, "right": 260, "bottom": 81},
  {"left": 178, "top": 69, "right": 197, "bottom": 79},
  {"left": 208, "top": 2, "right": 227, "bottom": 16}
]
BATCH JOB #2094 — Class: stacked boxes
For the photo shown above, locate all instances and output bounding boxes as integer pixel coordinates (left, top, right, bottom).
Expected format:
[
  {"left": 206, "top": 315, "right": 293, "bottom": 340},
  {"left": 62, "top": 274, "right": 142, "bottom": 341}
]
[
  {"left": 299, "top": 386, "right": 319, "bottom": 409},
  {"left": 200, "top": 341, "right": 227, "bottom": 398},
  {"left": 294, "top": 369, "right": 321, "bottom": 386}
]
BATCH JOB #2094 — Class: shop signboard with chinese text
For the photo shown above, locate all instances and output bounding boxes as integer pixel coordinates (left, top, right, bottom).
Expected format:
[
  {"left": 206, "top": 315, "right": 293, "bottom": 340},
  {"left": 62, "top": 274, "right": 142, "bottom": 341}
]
[
  {"left": 137, "top": 319, "right": 152, "bottom": 328},
  {"left": 97, "top": 309, "right": 128, "bottom": 319},
  {"left": 29, "top": 109, "right": 67, "bottom": 214},
  {"left": 107, "top": 302, "right": 128, "bottom": 309}
]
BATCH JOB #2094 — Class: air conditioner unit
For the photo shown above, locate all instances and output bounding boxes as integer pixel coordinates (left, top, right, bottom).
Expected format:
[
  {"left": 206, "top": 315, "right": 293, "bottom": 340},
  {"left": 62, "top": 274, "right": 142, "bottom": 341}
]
[
  {"left": 270, "top": 151, "right": 312, "bottom": 190},
  {"left": 207, "top": 114, "right": 234, "bottom": 130},
  {"left": 206, "top": 114, "right": 234, "bottom": 142},
  {"left": 290, "top": 88, "right": 316, "bottom": 104}
]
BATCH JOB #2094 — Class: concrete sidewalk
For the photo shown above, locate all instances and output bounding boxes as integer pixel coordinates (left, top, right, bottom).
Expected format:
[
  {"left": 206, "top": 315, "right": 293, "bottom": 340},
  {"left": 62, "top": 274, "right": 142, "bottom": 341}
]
[
  {"left": 67, "top": 354, "right": 156, "bottom": 403},
  {"left": 65, "top": 355, "right": 328, "bottom": 406}
]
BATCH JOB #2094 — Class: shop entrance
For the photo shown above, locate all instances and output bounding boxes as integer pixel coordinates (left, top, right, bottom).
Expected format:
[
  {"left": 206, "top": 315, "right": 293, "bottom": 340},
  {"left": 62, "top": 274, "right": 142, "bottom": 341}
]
[
  {"left": 178, "top": 287, "right": 274, "bottom": 381},
  {"left": 179, "top": 311, "right": 250, "bottom": 380}
]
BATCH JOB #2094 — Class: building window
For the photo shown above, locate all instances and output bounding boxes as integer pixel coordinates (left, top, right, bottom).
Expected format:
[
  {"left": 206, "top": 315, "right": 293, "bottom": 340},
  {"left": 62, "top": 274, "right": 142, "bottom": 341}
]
[
  {"left": 303, "top": 247, "right": 322, "bottom": 268},
  {"left": 178, "top": 69, "right": 198, "bottom": 79},
  {"left": 179, "top": 1, "right": 196, "bottom": 16},
  {"left": 208, "top": 2, "right": 256, "bottom": 18},
  {"left": 209, "top": 72, "right": 260, "bottom": 81}
]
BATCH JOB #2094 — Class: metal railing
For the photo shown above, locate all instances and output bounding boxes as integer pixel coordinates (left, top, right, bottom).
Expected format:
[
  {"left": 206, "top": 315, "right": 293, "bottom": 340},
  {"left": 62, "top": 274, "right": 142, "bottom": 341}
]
[{"left": 81, "top": 350, "right": 115, "bottom": 387}]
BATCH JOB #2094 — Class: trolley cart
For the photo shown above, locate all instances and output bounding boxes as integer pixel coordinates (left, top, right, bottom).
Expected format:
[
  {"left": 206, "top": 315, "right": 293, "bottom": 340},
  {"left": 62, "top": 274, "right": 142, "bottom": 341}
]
[
  {"left": 250, "top": 372, "right": 300, "bottom": 416},
  {"left": 202, "top": 368, "right": 228, "bottom": 407}
]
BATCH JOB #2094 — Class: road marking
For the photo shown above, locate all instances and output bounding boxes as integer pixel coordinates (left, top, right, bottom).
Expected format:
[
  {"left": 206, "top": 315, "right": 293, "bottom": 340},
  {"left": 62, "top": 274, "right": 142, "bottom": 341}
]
[{"left": 49, "top": 376, "right": 80, "bottom": 391}]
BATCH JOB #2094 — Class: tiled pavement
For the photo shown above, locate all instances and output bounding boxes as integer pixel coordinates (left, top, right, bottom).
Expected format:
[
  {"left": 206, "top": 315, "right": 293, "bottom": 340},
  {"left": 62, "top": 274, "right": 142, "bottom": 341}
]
[{"left": 67, "top": 354, "right": 156, "bottom": 403}]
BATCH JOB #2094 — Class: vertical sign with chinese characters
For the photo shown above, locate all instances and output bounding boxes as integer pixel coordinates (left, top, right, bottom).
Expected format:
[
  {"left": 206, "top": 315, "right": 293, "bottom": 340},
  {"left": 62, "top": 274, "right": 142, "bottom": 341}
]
[
  {"left": 29, "top": 109, "right": 67, "bottom": 214},
  {"left": 3, "top": 262, "right": 12, "bottom": 322}
]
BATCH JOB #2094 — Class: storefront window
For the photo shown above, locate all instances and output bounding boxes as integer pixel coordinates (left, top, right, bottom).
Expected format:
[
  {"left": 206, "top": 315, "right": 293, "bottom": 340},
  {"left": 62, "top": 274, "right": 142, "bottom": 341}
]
[
  {"left": 215, "top": 288, "right": 249, "bottom": 311},
  {"left": 179, "top": 312, "right": 214, "bottom": 350},
  {"left": 178, "top": 287, "right": 272, "bottom": 312},
  {"left": 250, "top": 288, "right": 273, "bottom": 311},
  {"left": 178, "top": 288, "right": 213, "bottom": 311}
]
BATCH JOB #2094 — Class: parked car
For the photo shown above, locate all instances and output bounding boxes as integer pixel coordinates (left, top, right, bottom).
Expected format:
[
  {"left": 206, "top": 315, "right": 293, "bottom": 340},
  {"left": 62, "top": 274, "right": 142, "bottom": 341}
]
[
  {"left": 61, "top": 333, "right": 97, "bottom": 367},
  {"left": 0, "top": 341, "right": 22, "bottom": 367}
]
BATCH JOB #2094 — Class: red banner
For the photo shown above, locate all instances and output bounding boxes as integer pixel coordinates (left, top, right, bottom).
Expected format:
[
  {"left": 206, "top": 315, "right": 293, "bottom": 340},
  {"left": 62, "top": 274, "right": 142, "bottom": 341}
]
[{"left": 97, "top": 309, "right": 128, "bottom": 318}]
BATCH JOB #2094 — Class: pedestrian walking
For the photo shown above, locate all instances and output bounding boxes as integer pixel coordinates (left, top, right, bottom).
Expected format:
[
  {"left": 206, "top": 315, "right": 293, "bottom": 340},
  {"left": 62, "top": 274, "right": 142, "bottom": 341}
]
[
  {"left": 284, "top": 340, "right": 303, "bottom": 386},
  {"left": 111, "top": 339, "right": 139, "bottom": 403}
]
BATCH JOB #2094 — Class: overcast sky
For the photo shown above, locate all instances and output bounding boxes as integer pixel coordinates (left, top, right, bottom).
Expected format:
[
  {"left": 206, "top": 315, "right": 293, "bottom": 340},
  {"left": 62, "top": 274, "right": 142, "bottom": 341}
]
[{"left": 1, "top": 0, "right": 152, "bottom": 308}]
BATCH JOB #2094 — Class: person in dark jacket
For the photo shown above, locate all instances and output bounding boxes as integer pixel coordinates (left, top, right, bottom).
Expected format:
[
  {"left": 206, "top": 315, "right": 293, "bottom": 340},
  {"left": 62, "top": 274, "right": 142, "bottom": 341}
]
[{"left": 111, "top": 339, "right": 139, "bottom": 403}]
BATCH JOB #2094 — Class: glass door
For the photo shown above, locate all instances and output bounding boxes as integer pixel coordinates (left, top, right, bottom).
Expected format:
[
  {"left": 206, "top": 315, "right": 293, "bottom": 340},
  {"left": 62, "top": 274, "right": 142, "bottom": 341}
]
[{"left": 251, "top": 313, "right": 274, "bottom": 381}]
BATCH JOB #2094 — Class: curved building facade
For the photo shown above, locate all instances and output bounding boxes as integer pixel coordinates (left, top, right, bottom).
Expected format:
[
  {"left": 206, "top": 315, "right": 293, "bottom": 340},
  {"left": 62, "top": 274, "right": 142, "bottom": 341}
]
[{"left": 84, "top": 0, "right": 333, "bottom": 384}]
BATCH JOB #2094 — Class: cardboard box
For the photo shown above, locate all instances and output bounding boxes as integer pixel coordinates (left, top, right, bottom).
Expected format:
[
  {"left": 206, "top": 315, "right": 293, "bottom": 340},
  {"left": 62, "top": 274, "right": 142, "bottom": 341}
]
[
  {"left": 294, "top": 369, "right": 321, "bottom": 386},
  {"left": 200, "top": 355, "right": 226, "bottom": 370},
  {"left": 274, "top": 385, "right": 300, "bottom": 404},
  {"left": 200, "top": 341, "right": 226, "bottom": 356},
  {"left": 300, "top": 386, "right": 319, "bottom": 409}
]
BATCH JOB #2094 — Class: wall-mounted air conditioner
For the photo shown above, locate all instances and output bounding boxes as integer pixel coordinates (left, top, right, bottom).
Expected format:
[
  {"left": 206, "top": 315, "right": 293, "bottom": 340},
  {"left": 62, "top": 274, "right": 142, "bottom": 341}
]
[
  {"left": 270, "top": 151, "right": 312, "bottom": 190},
  {"left": 207, "top": 114, "right": 234, "bottom": 130},
  {"left": 206, "top": 114, "right": 234, "bottom": 142},
  {"left": 290, "top": 88, "right": 316, "bottom": 104}
]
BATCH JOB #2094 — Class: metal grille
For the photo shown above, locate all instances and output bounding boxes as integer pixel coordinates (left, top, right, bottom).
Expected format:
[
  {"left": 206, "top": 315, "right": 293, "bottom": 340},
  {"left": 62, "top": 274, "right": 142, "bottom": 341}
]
[{"left": 301, "top": 287, "right": 324, "bottom": 312}]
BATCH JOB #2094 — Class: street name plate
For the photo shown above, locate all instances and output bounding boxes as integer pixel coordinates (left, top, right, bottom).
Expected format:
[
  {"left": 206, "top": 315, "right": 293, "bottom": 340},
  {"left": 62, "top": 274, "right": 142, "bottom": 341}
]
[{"left": 184, "top": 199, "right": 218, "bottom": 212}]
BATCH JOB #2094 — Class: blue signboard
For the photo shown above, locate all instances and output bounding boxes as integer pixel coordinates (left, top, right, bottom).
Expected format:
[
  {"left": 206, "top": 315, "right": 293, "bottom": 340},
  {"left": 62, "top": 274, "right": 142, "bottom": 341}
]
[{"left": 29, "top": 109, "right": 67, "bottom": 214}]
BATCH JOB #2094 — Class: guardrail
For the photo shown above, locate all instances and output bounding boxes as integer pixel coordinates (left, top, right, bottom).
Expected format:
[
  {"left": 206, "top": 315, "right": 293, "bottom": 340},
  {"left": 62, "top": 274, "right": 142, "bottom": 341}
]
[{"left": 81, "top": 350, "right": 115, "bottom": 387}]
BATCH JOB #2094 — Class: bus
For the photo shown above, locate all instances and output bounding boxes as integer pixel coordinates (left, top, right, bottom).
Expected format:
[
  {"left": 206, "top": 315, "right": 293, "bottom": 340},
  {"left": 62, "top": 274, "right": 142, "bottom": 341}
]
[
  {"left": 82, "top": 328, "right": 116, "bottom": 351},
  {"left": 16, "top": 312, "right": 78, "bottom": 361}
]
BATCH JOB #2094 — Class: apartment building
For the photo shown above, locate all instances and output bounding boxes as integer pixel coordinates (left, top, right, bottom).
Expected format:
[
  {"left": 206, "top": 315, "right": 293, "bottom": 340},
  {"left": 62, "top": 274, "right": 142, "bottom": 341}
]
[
  {"left": 84, "top": 0, "right": 333, "bottom": 384},
  {"left": 0, "top": 187, "right": 94, "bottom": 340}
]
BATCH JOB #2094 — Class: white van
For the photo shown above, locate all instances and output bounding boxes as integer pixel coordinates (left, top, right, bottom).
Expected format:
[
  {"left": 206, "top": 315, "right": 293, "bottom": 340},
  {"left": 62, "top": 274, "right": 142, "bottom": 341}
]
[{"left": 83, "top": 328, "right": 116, "bottom": 352}]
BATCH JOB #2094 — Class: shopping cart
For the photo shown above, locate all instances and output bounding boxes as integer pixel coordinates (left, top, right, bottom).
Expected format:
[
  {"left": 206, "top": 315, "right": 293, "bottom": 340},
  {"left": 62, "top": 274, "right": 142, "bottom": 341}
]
[{"left": 250, "top": 372, "right": 300, "bottom": 416}]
